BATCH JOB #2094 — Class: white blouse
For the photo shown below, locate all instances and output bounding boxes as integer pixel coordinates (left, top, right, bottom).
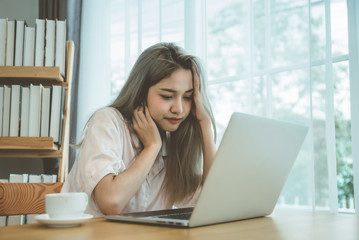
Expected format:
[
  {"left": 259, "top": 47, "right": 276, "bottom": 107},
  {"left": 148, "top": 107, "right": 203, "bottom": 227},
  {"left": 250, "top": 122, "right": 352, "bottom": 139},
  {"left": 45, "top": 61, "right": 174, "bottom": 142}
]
[{"left": 61, "top": 107, "right": 199, "bottom": 217}]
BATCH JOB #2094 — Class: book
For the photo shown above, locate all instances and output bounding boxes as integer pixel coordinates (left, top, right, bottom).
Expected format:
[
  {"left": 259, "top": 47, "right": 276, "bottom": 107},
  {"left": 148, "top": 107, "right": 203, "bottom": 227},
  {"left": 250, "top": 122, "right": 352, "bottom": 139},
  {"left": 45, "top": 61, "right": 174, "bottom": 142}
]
[
  {"left": 7, "top": 174, "right": 29, "bottom": 226},
  {"left": 28, "top": 174, "right": 41, "bottom": 183},
  {"left": 9, "top": 85, "right": 20, "bottom": 136},
  {"left": 14, "top": 20, "right": 25, "bottom": 66},
  {"left": 57, "top": 88, "right": 66, "bottom": 146},
  {"left": 26, "top": 174, "right": 42, "bottom": 224},
  {"left": 5, "top": 20, "right": 15, "bottom": 66},
  {"left": 2, "top": 85, "right": 11, "bottom": 137},
  {"left": 0, "top": 215, "right": 5, "bottom": 227},
  {"left": 35, "top": 19, "right": 45, "bottom": 66},
  {"left": 28, "top": 84, "right": 42, "bottom": 137},
  {"left": 55, "top": 19, "right": 66, "bottom": 77},
  {"left": 23, "top": 26, "right": 35, "bottom": 66},
  {"left": 0, "top": 179, "right": 8, "bottom": 226},
  {"left": 0, "top": 18, "right": 7, "bottom": 66},
  {"left": 40, "top": 87, "right": 51, "bottom": 137},
  {"left": 49, "top": 86, "right": 64, "bottom": 143},
  {"left": 0, "top": 86, "right": 3, "bottom": 136},
  {"left": 45, "top": 19, "right": 55, "bottom": 67},
  {"left": 41, "top": 174, "right": 57, "bottom": 183},
  {"left": 9, "top": 173, "right": 29, "bottom": 182},
  {"left": 20, "top": 86, "right": 30, "bottom": 136}
]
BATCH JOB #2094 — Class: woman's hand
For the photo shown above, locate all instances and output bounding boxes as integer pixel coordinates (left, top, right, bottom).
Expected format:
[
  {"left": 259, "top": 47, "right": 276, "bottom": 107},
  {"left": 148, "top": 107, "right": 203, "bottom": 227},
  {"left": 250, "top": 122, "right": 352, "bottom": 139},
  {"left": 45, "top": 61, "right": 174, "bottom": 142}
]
[
  {"left": 133, "top": 105, "right": 162, "bottom": 151},
  {"left": 192, "top": 66, "right": 211, "bottom": 126}
]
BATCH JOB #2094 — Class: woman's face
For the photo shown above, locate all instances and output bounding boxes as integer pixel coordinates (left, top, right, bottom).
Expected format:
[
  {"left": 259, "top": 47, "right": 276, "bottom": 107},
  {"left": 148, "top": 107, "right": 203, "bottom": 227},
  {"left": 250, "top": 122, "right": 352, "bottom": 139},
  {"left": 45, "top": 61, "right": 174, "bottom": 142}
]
[{"left": 146, "top": 68, "right": 193, "bottom": 132}]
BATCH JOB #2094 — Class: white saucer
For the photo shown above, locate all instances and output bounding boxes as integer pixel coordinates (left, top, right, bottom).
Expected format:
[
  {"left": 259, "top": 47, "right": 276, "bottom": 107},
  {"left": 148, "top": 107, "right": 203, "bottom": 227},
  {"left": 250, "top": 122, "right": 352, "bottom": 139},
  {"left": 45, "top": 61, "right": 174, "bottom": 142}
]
[{"left": 35, "top": 214, "right": 94, "bottom": 228}]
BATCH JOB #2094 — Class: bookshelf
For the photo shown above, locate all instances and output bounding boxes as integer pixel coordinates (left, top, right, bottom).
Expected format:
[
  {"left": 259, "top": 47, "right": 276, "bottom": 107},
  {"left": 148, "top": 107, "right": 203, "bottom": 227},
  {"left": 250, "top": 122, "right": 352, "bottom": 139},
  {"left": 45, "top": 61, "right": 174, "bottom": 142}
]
[{"left": 0, "top": 41, "right": 74, "bottom": 182}]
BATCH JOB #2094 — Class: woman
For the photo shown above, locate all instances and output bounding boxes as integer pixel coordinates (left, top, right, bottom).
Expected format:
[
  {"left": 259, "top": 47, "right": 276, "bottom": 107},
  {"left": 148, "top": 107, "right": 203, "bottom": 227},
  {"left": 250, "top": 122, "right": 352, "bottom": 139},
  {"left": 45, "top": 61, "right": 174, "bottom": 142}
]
[{"left": 62, "top": 42, "right": 216, "bottom": 217}]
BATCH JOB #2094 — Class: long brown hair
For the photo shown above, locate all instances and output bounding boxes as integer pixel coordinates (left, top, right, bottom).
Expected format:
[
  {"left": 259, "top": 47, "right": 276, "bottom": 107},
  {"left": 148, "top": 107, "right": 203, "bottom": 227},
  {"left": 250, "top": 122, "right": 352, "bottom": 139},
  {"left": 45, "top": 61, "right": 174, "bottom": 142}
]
[{"left": 110, "top": 42, "right": 216, "bottom": 206}]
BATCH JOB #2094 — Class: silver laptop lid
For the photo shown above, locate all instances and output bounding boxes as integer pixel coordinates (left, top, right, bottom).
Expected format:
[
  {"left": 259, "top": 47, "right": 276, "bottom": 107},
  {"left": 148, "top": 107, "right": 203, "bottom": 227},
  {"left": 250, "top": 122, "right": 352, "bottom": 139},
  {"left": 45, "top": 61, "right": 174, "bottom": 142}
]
[{"left": 189, "top": 112, "right": 308, "bottom": 227}]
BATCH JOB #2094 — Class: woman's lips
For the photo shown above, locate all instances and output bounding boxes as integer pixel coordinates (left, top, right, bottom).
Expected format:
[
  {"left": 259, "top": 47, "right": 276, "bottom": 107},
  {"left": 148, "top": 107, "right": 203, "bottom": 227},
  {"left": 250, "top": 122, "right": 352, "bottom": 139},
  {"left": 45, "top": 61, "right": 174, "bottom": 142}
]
[{"left": 166, "top": 118, "right": 182, "bottom": 124}]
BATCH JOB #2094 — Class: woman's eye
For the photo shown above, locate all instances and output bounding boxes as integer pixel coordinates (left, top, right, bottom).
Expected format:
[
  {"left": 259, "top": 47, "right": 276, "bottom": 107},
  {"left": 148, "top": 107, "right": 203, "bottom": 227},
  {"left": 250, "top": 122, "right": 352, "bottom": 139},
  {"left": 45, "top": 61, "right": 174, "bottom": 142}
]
[
  {"left": 184, "top": 94, "right": 193, "bottom": 100},
  {"left": 161, "top": 95, "right": 172, "bottom": 100}
]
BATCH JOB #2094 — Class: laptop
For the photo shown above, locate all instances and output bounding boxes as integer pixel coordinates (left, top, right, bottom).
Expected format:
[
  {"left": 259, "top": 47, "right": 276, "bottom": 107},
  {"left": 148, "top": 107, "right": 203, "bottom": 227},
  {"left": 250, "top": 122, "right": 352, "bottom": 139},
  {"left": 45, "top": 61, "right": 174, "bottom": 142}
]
[{"left": 105, "top": 112, "right": 308, "bottom": 228}]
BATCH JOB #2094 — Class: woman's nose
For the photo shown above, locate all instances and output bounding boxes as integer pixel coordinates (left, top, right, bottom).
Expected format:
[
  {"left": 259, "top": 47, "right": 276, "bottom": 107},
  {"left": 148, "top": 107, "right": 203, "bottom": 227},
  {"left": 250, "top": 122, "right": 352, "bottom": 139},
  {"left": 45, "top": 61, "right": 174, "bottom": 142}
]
[{"left": 171, "top": 99, "right": 183, "bottom": 114}]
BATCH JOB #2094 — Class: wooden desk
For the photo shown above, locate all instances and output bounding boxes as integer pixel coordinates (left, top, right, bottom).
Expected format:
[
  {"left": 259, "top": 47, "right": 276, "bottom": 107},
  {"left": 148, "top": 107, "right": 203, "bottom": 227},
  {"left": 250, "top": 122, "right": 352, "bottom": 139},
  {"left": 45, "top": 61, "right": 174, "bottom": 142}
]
[{"left": 0, "top": 209, "right": 358, "bottom": 240}]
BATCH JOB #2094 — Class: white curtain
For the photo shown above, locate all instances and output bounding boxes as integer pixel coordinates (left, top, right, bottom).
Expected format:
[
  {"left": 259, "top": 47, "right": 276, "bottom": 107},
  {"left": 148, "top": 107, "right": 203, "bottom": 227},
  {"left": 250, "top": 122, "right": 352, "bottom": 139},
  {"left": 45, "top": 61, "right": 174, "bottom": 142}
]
[
  {"left": 77, "top": 0, "right": 358, "bottom": 214},
  {"left": 77, "top": 0, "right": 112, "bottom": 138}
]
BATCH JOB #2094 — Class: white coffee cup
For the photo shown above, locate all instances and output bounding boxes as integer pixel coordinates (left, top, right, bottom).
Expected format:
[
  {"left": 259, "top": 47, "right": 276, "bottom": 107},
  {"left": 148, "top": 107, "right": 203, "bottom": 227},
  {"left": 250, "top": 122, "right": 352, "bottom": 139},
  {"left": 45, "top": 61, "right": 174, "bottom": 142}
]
[{"left": 45, "top": 192, "right": 88, "bottom": 219}]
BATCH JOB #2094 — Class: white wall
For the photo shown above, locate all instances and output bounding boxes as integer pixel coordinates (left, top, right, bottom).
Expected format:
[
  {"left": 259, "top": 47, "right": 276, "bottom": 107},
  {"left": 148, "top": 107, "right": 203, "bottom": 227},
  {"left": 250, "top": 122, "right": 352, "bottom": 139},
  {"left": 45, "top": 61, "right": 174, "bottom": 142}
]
[
  {"left": 0, "top": 0, "right": 44, "bottom": 179},
  {"left": 0, "top": 0, "right": 38, "bottom": 26}
]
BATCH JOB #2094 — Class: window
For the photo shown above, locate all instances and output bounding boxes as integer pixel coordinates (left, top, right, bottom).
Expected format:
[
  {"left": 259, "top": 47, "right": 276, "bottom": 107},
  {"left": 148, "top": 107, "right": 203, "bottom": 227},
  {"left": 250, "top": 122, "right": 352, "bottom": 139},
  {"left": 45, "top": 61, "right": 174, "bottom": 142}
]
[
  {"left": 109, "top": 0, "right": 185, "bottom": 101},
  {"left": 80, "top": 0, "right": 359, "bottom": 213},
  {"left": 205, "top": 0, "right": 355, "bottom": 213}
]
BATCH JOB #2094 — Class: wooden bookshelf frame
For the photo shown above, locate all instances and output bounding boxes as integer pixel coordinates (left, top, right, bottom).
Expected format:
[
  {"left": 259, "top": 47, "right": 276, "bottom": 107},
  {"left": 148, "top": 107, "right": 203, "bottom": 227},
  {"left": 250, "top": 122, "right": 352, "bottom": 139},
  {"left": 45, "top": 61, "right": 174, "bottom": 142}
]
[
  {"left": 0, "top": 66, "right": 64, "bottom": 84},
  {"left": 0, "top": 41, "right": 74, "bottom": 182},
  {"left": 0, "top": 137, "right": 56, "bottom": 150}
]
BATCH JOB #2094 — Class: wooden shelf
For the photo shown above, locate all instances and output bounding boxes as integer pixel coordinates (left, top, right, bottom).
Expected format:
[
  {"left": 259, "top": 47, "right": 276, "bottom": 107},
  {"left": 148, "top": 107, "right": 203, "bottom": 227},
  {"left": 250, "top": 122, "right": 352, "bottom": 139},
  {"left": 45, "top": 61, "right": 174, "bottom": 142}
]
[
  {"left": 0, "top": 41, "right": 74, "bottom": 182},
  {"left": 0, "top": 137, "right": 58, "bottom": 150},
  {"left": 0, "top": 66, "right": 64, "bottom": 85},
  {"left": 0, "top": 149, "right": 62, "bottom": 158},
  {"left": 0, "top": 182, "right": 64, "bottom": 215},
  {"left": 0, "top": 137, "right": 62, "bottom": 158}
]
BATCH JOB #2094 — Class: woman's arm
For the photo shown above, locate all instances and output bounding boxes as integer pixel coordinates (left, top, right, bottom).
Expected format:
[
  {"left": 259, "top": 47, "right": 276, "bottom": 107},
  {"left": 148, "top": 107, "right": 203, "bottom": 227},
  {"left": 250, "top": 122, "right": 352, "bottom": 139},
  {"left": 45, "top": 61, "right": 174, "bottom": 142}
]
[
  {"left": 93, "top": 145, "right": 160, "bottom": 215},
  {"left": 93, "top": 106, "right": 162, "bottom": 215}
]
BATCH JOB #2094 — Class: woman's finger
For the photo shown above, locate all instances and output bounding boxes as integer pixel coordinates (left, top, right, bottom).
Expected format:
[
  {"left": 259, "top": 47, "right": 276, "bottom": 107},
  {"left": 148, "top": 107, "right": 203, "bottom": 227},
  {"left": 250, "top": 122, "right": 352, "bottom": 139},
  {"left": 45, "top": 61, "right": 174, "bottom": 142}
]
[
  {"left": 133, "top": 107, "right": 145, "bottom": 128},
  {"left": 192, "top": 66, "right": 199, "bottom": 90},
  {"left": 132, "top": 114, "right": 139, "bottom": 129},
  {"left": 136, "top": 107, "right": 147, "bottom": 123}
]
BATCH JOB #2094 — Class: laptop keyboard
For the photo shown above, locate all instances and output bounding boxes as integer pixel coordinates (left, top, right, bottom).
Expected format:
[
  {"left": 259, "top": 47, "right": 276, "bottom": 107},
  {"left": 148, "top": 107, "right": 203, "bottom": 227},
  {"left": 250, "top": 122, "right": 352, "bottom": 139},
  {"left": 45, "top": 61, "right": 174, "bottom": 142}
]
[{"left": 155, "top": 212, "right": 192, "bottom": 220}]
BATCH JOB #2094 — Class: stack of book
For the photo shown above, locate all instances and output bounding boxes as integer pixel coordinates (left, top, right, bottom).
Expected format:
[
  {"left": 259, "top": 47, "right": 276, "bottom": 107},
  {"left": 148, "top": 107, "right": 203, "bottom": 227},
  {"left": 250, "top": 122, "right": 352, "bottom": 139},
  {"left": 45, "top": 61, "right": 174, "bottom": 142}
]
[
  {"left": 0, "top": 17, "right": 67, "bottom": 144},
  {"left": 0, "top": 18, "right": 67, "bottom": 76},
  {"left": 0, "top": 84, "right": 65, "bottom": 143}
]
